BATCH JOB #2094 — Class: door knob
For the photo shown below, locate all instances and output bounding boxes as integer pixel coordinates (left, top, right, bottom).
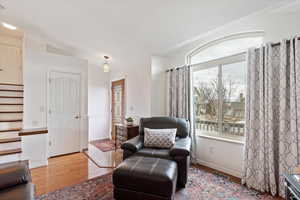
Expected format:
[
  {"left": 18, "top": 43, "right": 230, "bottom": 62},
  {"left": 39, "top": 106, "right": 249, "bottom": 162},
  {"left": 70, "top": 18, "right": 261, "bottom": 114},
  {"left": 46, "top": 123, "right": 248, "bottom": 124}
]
[{"left": 75, "top": 116, "right": 80, "bottom": 119}]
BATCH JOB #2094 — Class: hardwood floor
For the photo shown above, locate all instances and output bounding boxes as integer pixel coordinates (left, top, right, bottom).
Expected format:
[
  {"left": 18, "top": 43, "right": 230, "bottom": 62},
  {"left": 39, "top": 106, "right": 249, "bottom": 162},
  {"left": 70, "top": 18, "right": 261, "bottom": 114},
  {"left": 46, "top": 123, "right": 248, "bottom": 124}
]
[
  {"left": 196, "top": 164, "right": 241, "bottom": 184},
  {"left": 31, "top": 153, "right": 112, "bottom": 196}
]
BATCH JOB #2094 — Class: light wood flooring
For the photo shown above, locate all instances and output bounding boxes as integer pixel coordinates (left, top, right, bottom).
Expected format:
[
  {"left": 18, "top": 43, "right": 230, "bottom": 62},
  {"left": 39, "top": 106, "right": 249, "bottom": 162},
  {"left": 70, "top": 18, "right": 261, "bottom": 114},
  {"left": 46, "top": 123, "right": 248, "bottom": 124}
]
[{"left": 31, "top": 153, "right": 112, "bottom": 196}]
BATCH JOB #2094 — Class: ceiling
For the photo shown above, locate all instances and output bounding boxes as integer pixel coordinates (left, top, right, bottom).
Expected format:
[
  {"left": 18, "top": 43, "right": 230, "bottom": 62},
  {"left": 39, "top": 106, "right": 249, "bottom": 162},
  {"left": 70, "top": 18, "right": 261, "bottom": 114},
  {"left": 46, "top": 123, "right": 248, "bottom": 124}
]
[{"left": 0, "top": 0, "right": 289, "bottom": 67}]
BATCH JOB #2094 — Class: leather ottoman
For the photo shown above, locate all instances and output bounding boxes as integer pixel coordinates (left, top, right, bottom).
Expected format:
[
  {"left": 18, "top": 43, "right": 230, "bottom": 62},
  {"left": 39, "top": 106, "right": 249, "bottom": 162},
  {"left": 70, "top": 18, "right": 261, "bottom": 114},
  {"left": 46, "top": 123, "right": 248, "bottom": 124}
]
[{"left": 113, "top": 156, "right": 178, "bottom": 200}]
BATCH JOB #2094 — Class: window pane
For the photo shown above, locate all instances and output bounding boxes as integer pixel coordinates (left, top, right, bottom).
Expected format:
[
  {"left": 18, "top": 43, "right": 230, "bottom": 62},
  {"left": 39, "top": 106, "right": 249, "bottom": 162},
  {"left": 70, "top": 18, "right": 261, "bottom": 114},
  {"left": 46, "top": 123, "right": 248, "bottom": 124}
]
[
  {"left": 193, "top": 67, "right": 220, "bottom": 137},
  {"left": 221, "top": 61, "right": 246, "bottom": 141},
  {"left": 193, "top": 61, "right": 246, "bottom": 142}
]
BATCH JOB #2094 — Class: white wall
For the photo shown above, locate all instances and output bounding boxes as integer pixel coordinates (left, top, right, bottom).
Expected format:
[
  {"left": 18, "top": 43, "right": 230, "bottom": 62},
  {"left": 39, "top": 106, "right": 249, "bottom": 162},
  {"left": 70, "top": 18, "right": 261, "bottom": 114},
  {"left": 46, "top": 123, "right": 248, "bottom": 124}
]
[
  {"left": 110, "top": 56, "right": 152, "bottom": 123},
  {"left": 153, "top": 3, "right": 300, "bottom": 177},
  {"left": 22, "top": 35, "right": 88, "bottom": 168},
  {"left": 88, "top": 64, "right": 110, "bottom": 141},
  {"left": 165, "top": 3, "right": 300, "bottom": 67},
  {"left": 80, "top": 54, "right": 151, "bottom": 142},
  {"left": 195, "top": 137, "right": 244, "bottom": 177},
  {"left": 151, "top": 56, "right": 168, "bottom": 116}
]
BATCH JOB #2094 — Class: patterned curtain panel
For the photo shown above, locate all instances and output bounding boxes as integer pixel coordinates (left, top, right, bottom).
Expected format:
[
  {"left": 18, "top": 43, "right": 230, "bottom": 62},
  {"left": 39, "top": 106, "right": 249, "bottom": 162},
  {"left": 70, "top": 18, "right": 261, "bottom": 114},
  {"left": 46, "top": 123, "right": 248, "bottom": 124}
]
[
  {"left": 166, "top": 65, "right": 198, "bottom": 163},
  {"left": 166, "top": 65, "right": 190, "bottom": 119},
  {"left": 242, "top": 37, "right": 300, "bottom": 197}
]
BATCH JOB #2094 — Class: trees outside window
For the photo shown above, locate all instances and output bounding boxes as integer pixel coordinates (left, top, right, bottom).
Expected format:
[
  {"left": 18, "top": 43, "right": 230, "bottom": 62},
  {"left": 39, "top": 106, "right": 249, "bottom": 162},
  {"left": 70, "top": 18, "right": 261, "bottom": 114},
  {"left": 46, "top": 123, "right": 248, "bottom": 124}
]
[
  {"left": 193, "top": 61, "right": 246, "bottom": 142},
  {"left": 189, "top": 34, "right": 263, "bottom": 142}
]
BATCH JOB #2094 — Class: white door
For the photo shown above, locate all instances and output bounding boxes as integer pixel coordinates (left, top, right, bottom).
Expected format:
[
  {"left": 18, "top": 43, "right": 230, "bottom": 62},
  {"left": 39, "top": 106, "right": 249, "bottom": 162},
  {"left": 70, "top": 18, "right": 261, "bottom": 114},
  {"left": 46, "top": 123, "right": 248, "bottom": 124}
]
[{"left": 48, "top": 71, "right": 81, "bottom": 157}]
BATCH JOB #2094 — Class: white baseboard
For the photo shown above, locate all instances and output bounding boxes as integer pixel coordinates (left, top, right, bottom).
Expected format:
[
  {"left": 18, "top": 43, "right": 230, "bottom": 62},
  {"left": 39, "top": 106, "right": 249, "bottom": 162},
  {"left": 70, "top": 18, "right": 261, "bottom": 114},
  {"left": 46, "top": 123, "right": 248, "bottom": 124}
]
[
  {"left": 29, "top": 160, "right": 48, "bottom": 169},
  {"left": 196, "top": 159, "right": 242, "bottom": 178}
]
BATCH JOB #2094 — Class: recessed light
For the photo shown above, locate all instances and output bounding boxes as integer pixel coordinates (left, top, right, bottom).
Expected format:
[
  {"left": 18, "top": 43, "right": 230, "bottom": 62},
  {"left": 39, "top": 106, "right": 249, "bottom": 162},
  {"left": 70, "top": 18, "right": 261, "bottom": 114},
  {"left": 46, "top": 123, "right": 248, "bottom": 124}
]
[{"left": 2, "top": 22, "right": 17, "bottom": 30}]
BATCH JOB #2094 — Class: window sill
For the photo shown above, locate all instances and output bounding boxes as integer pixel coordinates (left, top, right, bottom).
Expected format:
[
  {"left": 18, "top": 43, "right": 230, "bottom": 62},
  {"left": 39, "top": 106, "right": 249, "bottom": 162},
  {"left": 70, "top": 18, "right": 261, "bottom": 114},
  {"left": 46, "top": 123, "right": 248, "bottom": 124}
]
[{"left": 197, "top": 134, "right": 245, "bottom": 145}]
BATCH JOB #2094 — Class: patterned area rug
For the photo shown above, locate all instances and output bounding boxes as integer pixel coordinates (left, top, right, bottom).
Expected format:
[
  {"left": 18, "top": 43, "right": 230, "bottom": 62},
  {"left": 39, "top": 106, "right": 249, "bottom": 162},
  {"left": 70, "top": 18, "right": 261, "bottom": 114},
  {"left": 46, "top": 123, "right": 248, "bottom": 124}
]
[
  {"left": 37, "top": 173, "right": 113, "bottom": 200},
  {"left": 37, "top": 166, "right": 282, "bottom": 200},
  {"left": 90, "top": 139, "right": 116, "bottom": 152},
  {"left": 187, "top": 167, "right": 282, "bottom": 200}
]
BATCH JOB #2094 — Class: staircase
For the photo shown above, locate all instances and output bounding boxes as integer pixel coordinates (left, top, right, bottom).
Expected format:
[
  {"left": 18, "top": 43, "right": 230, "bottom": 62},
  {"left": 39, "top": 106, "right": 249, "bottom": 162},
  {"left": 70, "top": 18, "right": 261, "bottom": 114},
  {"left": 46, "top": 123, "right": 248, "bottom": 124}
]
[{"left": 0, "top": 83, "right": 23, "bottom": 163}]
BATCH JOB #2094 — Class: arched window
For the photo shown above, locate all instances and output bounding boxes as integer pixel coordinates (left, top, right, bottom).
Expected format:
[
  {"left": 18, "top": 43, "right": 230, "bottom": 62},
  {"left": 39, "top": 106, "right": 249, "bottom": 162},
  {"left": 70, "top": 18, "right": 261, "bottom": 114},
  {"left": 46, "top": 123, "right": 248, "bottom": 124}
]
[
  {"left": 189, "top": 32, "right": 264, "bottom": 143},
  {"left": 187, "top": 31, "right": 264, "bottom": 64}
]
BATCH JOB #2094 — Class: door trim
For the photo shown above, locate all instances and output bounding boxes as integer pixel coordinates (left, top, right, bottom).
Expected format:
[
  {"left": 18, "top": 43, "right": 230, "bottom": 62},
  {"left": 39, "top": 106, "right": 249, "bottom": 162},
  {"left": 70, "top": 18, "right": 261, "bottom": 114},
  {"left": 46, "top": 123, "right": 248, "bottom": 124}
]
[
  {"left": 47, "top": 70, "right": 82, "bottom": 158},
  {"left": 111, "top": 79, "right": 125, "bottom": 139}
]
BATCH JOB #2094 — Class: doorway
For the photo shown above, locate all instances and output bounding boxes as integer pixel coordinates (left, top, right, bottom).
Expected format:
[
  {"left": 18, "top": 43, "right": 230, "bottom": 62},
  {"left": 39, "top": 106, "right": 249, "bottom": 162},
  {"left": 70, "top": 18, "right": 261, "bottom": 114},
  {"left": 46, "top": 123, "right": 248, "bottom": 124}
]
[
  {"left": 48, "top": 71, "right": 81, "bottom": 157},
  {"left": 111, "top": 79, "right": 125, "bottom": 140}
]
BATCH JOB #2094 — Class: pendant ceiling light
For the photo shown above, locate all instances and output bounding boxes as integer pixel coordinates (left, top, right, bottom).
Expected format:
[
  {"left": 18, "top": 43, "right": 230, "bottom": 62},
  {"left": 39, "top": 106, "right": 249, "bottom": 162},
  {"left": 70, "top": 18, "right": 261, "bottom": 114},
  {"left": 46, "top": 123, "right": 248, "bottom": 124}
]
[{"left": 103, "top": 56, "right": 110, "bottom": 72}]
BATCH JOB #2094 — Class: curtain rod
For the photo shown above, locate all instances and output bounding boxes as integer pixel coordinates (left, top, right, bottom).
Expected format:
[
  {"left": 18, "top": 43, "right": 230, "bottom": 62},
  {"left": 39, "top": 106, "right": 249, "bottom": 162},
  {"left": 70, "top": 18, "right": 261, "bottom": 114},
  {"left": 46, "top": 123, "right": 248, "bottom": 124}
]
[
  {"left": 165, "top": 37, "right": 300, "bottom": 73},
  {"left": 271, "top": 36, "right": 300, "bottom": 47},
  {"left": 165, "top": 65, "right": 186, "bottom": 72}
]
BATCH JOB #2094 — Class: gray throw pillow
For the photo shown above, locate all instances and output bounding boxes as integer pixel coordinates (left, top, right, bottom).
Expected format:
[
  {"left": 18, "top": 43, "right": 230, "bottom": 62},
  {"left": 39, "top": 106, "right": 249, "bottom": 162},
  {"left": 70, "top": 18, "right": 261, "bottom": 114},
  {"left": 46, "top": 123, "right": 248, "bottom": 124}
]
[{"left": 144, "top": 128, "right": 177, "bottom": 148}]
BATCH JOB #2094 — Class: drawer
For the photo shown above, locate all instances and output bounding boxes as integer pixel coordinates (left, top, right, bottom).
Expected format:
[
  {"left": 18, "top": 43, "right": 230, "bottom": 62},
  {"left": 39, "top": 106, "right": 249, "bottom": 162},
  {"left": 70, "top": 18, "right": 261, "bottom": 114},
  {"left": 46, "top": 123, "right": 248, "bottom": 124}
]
[
  {"left": 116, "top": 125, "right": 126, "bottom": 132},
  {"left": 117, "top": 130, "right": 127, "bottom": 137},
  {"left": 117, "top": 135, "right": 127, "bottom": 142}
]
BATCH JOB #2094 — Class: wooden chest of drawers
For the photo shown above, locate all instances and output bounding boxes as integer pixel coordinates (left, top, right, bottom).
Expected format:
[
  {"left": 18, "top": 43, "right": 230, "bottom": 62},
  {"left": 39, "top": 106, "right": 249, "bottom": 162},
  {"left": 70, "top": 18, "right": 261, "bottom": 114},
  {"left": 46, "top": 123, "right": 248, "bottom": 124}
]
[{"left": 115, "top": 124, "right": 139, "bottom": 146}]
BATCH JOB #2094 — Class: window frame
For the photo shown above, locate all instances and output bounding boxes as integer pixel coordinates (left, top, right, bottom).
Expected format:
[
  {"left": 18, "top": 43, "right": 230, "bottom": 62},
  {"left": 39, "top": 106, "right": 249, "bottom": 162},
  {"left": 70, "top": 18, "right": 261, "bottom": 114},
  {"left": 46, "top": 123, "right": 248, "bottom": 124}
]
[
  {"left": 186, "top": 32, "right": 265, "bottom": 144},
  {"left": 185, "top": 31, "right": 264, "bottom": 64},
  {"left": 191, "top": 53, "right": 246, "bottom": 143}
]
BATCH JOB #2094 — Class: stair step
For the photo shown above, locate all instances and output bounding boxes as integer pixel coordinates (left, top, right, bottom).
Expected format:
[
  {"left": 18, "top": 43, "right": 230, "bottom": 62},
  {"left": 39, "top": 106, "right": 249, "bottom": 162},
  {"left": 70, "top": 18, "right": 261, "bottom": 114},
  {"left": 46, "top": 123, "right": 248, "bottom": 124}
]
[
  {"left": 0, "top": 99, "right": 23, "bottom": 104},
  {"left": 0, "top": 137, "right": 21, "bottom": 143},
  {"left": 0, "top": 83, "right": 23, "bottom": 86},
  {"left": 0, "top": 153, "right": 21, "bottom": 164},
  {"left": 0, "top": 119, "right": 22, "bottom": 122},
  {"left": 0, "top": 133, "right": 19, "bottom": 139},
  {"left": 0, "top": 123, "right": 22, "bottom": 129},
  {"left": 0, "top": 111, "right": 23, "bottom": 114},
  {"left": 0, "top": 96, "right": 23, "bottom": 99},
  {"left": 0, "top": 103, "right": 23, "bottom": 105},
  {"left": 0, "top": 89, "right": 23, "bottom": 92},
  {"left": 0, "top": 128, "right": 21, "bottom": 132},
  {"left": 0, "top": 148, "right": 22, "bottom": 156},
  {"left": 0, "top": 141, "right": 21, "bottom": 151}
]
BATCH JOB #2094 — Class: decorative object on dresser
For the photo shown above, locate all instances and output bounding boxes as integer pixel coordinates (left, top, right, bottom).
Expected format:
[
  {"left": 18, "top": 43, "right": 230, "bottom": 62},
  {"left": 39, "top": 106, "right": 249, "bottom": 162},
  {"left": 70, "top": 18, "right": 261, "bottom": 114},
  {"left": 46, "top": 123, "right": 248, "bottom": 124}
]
[
  {"left": 125, "top": 117, "right": 134, "bottom": 126},
  {"left": 114, "top": 124, "right": 139, "bottom": 150}
]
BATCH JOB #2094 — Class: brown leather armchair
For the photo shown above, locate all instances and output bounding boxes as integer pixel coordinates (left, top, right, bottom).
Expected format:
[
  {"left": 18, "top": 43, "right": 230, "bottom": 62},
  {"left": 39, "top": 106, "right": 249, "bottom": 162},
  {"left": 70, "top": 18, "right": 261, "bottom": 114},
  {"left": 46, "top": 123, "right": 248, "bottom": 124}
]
[
  {"left": 121, "top": 117, "right": 191, "bottom": 188},
  {"left": 0, "top": 160, "right": 35, "bottom": 200}
]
